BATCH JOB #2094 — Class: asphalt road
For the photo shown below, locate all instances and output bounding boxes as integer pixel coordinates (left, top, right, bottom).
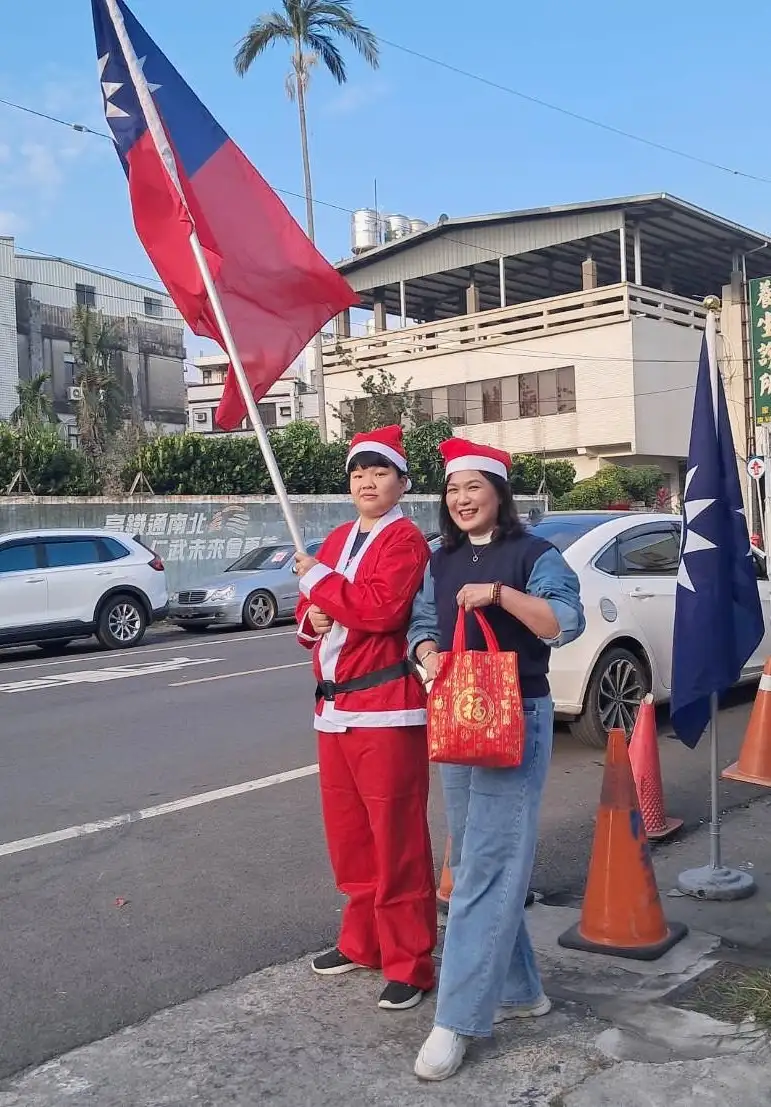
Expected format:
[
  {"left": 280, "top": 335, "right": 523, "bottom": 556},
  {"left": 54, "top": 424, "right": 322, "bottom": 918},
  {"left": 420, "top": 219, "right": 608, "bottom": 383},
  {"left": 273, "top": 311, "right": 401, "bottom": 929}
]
[{"left": 0, "top": 625, "right": 761, "bottom": 1080}]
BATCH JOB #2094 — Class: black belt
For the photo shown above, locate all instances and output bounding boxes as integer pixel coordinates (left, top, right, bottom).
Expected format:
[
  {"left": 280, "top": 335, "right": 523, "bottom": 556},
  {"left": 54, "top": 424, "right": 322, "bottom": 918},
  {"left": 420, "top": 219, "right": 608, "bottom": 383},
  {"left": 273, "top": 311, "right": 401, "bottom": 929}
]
[{"left": 315, "top": 660, "right": 411, "bottom": 702}]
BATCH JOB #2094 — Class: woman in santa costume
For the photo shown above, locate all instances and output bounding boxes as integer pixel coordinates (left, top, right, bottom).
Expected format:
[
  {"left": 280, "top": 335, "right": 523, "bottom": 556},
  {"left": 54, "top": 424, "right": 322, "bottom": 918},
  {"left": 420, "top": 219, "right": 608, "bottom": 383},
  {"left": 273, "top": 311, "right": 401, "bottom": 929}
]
[
  {"left": 294, "top": 424, "right": 436, "bottom": 1012},
  {"left": 408, "top": 437, "right": 585, "bottom": 1080}
]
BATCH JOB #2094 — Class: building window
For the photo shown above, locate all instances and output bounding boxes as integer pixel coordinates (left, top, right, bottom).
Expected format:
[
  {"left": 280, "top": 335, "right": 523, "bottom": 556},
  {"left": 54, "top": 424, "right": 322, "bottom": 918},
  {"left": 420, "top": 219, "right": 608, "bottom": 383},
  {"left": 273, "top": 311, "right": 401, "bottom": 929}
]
[
  {"left": 447, "top": 384, "right": 466, "bottom": 426},
  {"left": 482, "top": 378, "right": 502, "bottom": 423},
  {"left": 75, "top": 283, "right": 96, "bottom": 309},
  {"left": 557, "top": 366, "right": 576, "bottom": 413},
  {"left": 257, "top": 401, "right": 277, "bottom": 428},
  {"left": 202, "top": 369, "right": 213, "bottom": 384},
  {"left": 502, "top": 376, "right": 519, "bottom": 420},
  {"left": 518, "top": 373, "right": 539, "bottom": 418},
  {"left": 515, "top": 366, "right": 576, "bottom": 419},
  {"left": 144, "top": 296, "right": 163, "bottom": 318},
  {"left": 414, "top": 390, "right": 433, "bottom": 424}
]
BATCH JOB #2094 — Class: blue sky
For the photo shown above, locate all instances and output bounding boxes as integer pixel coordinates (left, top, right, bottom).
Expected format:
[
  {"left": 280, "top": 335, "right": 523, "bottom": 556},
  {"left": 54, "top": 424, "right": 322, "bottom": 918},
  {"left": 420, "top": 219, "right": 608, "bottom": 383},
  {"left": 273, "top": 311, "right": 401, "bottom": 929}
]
[{"left": 1, "top": 0, "right": 768, "bottom": 360}]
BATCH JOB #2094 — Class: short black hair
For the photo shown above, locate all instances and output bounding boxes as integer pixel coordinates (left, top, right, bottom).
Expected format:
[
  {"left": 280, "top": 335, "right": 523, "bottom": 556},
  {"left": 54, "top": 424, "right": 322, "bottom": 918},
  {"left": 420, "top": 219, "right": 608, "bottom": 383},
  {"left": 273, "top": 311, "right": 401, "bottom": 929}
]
[
  {"left": 346, "top": 450, "right": 406, "bottom": 477},
  {"left": 439, "top": 471, "right": 524, "bottom": 551}
]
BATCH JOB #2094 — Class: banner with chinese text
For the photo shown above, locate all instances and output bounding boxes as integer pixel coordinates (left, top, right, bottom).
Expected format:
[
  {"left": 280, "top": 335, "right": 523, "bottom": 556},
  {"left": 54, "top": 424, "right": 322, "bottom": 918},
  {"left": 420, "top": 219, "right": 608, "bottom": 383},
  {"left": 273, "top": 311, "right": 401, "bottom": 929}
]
[{"left": 749, "top": 276, "right": 771, "bottom": 425}]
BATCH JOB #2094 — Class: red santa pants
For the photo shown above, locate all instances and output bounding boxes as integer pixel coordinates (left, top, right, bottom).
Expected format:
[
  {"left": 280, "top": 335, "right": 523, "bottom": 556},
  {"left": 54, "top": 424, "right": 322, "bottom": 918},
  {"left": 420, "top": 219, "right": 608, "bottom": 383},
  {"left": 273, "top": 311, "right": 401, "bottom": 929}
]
[{"left": 318, "top": 725, "right": 437, "bottom": 991}]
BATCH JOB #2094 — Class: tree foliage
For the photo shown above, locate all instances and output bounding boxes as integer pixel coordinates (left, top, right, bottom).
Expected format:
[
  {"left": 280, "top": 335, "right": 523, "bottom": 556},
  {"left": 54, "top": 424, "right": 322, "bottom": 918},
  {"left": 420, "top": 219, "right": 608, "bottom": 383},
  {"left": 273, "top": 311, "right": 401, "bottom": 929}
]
[
  {"left": 11, "top": 372, "right": 58, "bottom": 431},
  {"left": 333, "top": 367, "right": 425, "bottom": 438},
  {"left": 556, "top": 464, "right": 665, "bottom": 510},
  {"left": 0, "top": 424, "right": 97, "bottom": 496}
]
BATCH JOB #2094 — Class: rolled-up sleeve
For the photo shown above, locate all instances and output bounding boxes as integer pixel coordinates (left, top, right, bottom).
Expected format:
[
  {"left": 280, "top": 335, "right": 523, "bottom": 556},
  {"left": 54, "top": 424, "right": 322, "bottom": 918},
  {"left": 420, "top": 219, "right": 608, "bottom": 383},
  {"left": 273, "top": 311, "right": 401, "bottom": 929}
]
[
  {"left": 526, "top": 548, "right": 585, "bottom": 648},
  {"left": 407, "top": 565, "right": 440, "bottom": 657}
]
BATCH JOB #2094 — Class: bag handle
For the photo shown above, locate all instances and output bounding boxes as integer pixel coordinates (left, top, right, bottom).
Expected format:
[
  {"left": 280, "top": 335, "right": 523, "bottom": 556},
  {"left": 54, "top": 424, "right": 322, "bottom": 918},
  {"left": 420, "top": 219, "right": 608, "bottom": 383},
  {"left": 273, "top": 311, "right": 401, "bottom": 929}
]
[{"left": 452, "top": 607, "right": 500, "bottom": 654}]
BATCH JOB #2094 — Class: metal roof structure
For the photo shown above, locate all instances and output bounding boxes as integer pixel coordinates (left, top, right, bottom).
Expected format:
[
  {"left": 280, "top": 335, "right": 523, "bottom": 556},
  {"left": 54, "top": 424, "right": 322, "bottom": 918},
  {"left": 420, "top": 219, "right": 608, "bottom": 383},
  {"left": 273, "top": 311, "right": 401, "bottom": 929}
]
[{"left": 336, "top": 194, "right": 771, "bottom": 321}]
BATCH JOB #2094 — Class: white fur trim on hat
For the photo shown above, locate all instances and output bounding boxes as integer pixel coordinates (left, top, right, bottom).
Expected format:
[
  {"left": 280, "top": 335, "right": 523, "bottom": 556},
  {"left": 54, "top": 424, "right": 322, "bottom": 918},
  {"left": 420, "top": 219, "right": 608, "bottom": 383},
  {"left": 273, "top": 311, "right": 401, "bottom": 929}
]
[
  {"left": 346, "top": 440, "right": 408, "bottom": 472},
  {"left": 445, "top": 454, "right": 508, "bottom": 481}
]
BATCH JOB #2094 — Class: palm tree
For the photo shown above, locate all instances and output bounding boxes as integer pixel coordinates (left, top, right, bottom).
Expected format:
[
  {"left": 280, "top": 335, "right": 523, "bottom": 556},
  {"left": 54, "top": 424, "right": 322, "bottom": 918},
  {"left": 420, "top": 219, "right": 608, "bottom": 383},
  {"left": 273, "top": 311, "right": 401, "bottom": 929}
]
[
  {"left": 10, "top": 372, "right": 58, "bottom": 431},
  {"left": 70, "top": 305, "right": 125, "bottom": 462},
  {"left": 235, "top": 1, "right": 379, "bottom": 439}
]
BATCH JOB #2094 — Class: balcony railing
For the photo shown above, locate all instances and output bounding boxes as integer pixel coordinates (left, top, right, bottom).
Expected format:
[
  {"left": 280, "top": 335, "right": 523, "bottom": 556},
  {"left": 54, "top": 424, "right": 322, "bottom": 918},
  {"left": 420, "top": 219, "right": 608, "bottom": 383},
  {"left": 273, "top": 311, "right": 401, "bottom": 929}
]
[{"left": 323, "top": 283, "right": 708, "bottom": 374}]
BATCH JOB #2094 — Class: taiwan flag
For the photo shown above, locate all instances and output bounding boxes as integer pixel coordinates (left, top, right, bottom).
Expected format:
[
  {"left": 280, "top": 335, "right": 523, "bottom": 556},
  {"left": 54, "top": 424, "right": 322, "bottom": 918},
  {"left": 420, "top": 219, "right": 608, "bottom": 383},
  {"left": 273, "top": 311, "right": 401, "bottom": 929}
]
[{"left": 91, "top": 0, "right": 357, "bottom": 430}]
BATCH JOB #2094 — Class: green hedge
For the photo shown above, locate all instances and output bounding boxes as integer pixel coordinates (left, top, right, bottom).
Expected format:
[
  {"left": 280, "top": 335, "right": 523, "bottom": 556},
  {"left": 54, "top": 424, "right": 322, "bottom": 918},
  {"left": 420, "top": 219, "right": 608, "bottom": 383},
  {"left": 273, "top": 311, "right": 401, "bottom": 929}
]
[
  {"left": 0, "top": 419, "right": 579, "bottom": 499},
  {"left": 555, "top": 464, "right": 665, "bottom": 510}
]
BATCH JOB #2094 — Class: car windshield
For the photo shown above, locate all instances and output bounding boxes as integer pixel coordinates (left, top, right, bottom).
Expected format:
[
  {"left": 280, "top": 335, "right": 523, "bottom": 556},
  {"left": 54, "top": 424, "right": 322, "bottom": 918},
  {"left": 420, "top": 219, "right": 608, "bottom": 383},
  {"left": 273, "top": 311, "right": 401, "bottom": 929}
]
[
  {"left": 225, "top": 541, "right": 319, "bottom": 572},
  {"left": 527, "top": 515, "right": 616, "bottom": 552}
]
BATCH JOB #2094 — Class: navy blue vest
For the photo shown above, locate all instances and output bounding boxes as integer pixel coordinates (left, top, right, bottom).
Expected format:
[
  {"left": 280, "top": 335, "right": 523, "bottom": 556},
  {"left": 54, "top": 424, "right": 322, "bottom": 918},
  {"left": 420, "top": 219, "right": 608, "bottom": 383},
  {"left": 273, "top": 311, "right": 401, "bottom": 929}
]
[{"left": 431, "top": 533, "right": 554, "bottom": 699}]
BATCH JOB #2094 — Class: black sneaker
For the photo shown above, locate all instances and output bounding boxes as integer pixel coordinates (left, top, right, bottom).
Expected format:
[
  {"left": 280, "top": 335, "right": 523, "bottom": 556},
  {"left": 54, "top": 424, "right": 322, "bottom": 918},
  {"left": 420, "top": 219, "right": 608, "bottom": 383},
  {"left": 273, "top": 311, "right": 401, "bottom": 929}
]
[
  {"left": 311, "top": 948, "right": 365, "bottom": 976},
  {"left": 378, "top": 982, "right": 427, "bottom": 1010}
]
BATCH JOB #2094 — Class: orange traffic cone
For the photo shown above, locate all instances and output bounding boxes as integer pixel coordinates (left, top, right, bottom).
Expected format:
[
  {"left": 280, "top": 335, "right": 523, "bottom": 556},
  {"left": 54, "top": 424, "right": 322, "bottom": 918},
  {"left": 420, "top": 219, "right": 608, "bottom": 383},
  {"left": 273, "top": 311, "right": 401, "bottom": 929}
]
[
  {"left": 723, "top": 660, "right": 771, "bottom": 787},
  {"left": 628, "top": 694, "right": 682, "bottom": 841},
  {"left": 559, "top": 728, "right": 687, "bottom": 960},
  {"left": 436, "top": 837, "right": 536, "bottom": 913},
  {"left": 437, "top": 838, "right": 453, "bottom": 911}
]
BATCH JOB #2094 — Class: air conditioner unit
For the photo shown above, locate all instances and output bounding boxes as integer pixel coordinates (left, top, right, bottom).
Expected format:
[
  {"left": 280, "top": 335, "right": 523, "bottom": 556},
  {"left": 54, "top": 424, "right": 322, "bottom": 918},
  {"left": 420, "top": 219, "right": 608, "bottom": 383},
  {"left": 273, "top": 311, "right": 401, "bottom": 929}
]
[
  {"left": 194, "top": 411, "right": 208, "bottom": 423},
  {"left": 67, "top": 386, "right": 83, "bottom": 401}
]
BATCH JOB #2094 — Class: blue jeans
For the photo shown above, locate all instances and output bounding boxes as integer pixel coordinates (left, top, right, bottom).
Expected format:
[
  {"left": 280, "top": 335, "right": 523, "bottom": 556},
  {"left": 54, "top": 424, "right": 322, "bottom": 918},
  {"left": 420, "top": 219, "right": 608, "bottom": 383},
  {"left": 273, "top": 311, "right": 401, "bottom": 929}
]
[{"left": 435, "top": 695, "right": 554, "bottom": 1037}]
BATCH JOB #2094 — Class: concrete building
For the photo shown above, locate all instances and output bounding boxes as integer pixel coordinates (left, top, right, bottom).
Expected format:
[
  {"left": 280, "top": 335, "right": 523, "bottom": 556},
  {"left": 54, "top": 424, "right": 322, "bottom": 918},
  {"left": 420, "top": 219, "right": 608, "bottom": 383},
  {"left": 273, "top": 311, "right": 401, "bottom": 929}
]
[
  {"left": 0, "top": 237, "right": 186, "bottom": 435},
  {"left": 325, "top": 194, "right": 771, "bottom": 502},
  {"left": 187, "top": 336, "right": 328, "bottom": 434}
]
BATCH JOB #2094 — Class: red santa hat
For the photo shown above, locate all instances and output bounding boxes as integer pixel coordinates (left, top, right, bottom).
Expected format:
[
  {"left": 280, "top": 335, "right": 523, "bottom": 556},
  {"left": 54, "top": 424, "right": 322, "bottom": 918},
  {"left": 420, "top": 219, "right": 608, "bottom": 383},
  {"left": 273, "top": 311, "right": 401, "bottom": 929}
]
[
  {"left": 439, "top": 436, "right": 511, "bottom": 482},
  {"left": 346, "top": 424, "right": 409, "bottom": 474}
]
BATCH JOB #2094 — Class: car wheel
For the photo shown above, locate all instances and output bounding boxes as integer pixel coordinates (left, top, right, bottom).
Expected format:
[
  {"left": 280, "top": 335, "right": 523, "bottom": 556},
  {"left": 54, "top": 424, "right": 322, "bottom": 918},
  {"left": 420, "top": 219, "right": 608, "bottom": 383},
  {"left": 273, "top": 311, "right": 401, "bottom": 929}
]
[
  {"left": 569, "top": 646, "right": 650, "bottom": 749},
  {"left": 243, "top": 590, "right": 277, "bottom": 630},
  {"left": 97, "top": 594, "right": 147, "bottom": 650},
  {"left": 36, "top": 640, "right": 73, "bottom": 654}
]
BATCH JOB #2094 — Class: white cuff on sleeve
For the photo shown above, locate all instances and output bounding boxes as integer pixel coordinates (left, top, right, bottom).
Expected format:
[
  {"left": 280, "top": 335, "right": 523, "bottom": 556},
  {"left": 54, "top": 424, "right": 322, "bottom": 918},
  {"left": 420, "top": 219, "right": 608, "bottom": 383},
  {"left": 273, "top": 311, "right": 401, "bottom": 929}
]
[
  {"left": 296, "top": 609, "right": 320, "bottom": 644},
  {"left": 299, "top": 562, "right": 333, "bottom": 598}
]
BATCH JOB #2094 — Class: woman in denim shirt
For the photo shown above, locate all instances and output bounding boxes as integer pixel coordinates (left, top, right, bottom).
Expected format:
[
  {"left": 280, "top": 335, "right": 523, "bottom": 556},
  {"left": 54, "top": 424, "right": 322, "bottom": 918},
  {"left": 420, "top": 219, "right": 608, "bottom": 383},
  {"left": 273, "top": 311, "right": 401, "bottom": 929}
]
[{"left": 408, "top": 437, "right": 585, "bottom": 1082}]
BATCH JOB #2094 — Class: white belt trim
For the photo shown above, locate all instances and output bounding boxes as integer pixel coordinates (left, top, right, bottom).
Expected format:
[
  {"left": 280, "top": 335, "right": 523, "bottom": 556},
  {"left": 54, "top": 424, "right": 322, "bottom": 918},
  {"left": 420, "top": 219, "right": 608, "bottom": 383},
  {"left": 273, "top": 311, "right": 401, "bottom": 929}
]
[{"left": 315, "top": 707, "right": 427, "bottom": 732}]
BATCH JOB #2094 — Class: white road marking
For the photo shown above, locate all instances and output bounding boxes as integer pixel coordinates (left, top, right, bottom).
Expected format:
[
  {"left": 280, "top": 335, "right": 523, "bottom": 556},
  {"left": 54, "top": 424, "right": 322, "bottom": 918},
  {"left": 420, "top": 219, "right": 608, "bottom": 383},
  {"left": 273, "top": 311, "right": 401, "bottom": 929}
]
[
  {"left": 169, "top": 660, "right": 311, "bottom": 687},
  {"left": 0, "top": 629, "right": 298, "bottom": 675},
  {"left": 0, "top": 656, "right": 223, "bottom": 695},
  {"left": 0, "top": 763, "right": 320, "bottom": 859}
]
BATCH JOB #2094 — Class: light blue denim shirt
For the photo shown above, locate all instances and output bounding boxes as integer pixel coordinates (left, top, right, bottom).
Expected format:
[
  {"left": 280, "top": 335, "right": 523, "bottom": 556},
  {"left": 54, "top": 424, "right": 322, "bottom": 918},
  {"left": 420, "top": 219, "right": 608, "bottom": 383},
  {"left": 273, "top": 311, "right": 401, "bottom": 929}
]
[{"left": 407, "top": 547, "right": 585, "bottom": 656}]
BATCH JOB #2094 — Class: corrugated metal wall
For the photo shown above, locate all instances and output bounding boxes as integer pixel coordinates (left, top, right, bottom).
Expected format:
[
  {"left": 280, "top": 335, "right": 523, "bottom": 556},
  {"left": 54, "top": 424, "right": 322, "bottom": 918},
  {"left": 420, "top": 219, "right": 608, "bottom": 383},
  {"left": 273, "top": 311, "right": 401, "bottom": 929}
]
[
  {"left": 343, "top": 209, "right": 623, "bottom": 290},
  {"left": 0, "top": 237, "right": 19, "bottom": 420},
  {"left": 15, "top": 255, "right": 183, "bottom": 330}
]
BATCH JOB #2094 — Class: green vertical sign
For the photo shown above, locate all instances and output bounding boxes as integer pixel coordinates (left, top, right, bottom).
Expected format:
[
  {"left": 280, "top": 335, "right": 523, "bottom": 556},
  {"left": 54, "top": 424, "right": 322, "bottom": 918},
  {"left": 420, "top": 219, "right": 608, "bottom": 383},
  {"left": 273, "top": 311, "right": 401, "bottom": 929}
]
[{"left": 749, "top": 276, "right": 771, "bottom": 425}]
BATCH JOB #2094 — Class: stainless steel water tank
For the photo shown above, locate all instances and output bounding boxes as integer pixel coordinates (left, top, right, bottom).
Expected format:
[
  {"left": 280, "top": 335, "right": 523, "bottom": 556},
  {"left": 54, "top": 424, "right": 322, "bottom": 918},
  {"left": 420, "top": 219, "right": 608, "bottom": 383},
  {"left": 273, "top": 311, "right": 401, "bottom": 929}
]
[
  {"left": 409, "top": 218, "right": 429, "bottom": 235},
  {"left": 351, "top": 208, "right": 380, "bottom": 254},
  {"left": 385, "top": 214, "right": 411, "bottom": 241}
]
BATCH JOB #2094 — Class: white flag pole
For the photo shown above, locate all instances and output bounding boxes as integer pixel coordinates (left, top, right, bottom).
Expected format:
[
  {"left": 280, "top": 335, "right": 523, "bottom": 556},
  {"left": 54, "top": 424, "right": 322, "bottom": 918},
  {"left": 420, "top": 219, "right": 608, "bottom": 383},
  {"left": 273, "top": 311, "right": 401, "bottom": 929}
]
[
  {"left": 677, "top": 298, "right": 755, "bottom": 901},
  {"left": 105, "top": 0, "right": 305, "bottom": 553}
]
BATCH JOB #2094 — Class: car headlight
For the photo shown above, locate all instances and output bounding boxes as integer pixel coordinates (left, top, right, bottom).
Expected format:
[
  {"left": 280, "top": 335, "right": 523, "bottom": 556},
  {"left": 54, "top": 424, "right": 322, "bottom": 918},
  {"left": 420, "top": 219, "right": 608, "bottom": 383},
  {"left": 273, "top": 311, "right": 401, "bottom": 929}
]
[
  {"left": 169, "top": 592, "right": 179, "bottom": 604},
  {"left": 207, "top": 585, "right": 237, "bottom": 602}
]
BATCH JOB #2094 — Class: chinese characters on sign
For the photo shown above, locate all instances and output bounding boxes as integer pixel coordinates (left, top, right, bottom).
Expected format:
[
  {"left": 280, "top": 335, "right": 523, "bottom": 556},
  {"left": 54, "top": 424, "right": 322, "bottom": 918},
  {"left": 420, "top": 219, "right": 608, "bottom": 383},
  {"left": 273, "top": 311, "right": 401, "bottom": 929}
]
[
  {"left": 102, "top": 509, "right": 269, "bottom": 562},
  {"left": 749, "top": 276, "right": 771, "bottom": 425}
]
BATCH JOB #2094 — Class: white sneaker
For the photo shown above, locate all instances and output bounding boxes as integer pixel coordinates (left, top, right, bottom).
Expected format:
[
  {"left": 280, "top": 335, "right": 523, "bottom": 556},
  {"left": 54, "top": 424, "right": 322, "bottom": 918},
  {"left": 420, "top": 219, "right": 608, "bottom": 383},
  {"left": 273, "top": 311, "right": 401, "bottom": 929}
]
[
  {"left": 414, "top": 1026, "right": 467, "bottom": 1082},
  {"left": 494, "top": 994, "right": 552, "bottom": 1024}
]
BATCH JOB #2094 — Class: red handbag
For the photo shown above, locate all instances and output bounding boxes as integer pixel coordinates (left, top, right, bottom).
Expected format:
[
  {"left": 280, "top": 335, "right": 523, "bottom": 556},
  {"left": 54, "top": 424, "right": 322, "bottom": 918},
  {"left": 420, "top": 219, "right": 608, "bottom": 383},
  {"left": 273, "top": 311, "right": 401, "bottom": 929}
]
[{"left": 427, "top": 608, "right": 525, "bottom": 768}]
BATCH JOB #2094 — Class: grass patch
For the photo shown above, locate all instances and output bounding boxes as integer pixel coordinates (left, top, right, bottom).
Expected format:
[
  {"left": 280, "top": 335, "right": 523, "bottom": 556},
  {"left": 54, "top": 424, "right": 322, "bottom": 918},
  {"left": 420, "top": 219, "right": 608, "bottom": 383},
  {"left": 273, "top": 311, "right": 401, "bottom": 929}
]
[{"left": 673, "top": 963, "right": 771, "bottom": 1027}]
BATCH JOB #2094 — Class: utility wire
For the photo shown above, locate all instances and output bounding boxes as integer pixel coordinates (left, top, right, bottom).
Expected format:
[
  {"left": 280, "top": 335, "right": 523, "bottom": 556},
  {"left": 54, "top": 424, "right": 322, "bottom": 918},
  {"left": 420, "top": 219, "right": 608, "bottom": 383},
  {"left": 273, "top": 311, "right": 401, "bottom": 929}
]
[{"left": 380, "top": 37, "right": 771, "bottom": 186}]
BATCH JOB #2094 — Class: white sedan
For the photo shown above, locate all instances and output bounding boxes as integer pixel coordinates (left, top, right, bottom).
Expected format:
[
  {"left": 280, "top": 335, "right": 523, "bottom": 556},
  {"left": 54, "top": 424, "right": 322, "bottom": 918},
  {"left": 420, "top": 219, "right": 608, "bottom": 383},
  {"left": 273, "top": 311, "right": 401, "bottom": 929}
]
[{"left": 525, "top": 512, "right": 770, "bottom": 748}]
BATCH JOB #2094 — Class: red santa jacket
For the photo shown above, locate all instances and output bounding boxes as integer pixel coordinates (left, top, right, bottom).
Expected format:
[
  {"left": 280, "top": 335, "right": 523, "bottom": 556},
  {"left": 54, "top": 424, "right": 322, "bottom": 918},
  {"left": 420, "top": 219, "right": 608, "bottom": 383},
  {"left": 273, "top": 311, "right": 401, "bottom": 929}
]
[{"left": 296, "top": 506, "right": 429, "bottom": 732}]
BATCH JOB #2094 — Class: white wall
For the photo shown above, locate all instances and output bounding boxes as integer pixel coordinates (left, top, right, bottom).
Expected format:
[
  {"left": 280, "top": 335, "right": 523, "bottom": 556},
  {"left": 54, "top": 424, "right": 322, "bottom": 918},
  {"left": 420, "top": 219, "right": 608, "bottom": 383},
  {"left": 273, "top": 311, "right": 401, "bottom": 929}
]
[
  {"left": 325, "top": 320, "right": 636, "bottom": 458},
  {"left": 0, "top": 237, "right": 19, "bottom": 420},
  {"left": 631, "top": 317, "right": 703, "bottom": 457}
]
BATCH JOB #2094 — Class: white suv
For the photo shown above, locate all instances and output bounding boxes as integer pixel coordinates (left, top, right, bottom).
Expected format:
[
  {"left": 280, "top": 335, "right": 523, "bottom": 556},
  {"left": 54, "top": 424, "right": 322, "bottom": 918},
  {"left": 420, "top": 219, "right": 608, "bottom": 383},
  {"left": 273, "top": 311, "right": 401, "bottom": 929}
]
[{"left": 0, "top": 530, "right": 169, "bottom": 651}]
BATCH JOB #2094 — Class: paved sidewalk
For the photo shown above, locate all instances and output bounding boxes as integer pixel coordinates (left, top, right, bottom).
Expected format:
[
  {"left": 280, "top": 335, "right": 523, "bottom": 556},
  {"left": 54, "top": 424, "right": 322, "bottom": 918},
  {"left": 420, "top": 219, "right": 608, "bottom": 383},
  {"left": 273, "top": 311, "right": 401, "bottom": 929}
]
[{"left": 2, "top": 799, "right": 770, "bottom": 1106}]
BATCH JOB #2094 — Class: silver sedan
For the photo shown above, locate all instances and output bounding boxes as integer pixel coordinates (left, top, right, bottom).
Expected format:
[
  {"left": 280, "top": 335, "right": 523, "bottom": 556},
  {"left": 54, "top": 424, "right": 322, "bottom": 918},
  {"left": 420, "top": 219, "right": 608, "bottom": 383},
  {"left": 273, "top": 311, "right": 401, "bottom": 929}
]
[{"left": 168, "top": 540, "right": 322, "bottom": 632}]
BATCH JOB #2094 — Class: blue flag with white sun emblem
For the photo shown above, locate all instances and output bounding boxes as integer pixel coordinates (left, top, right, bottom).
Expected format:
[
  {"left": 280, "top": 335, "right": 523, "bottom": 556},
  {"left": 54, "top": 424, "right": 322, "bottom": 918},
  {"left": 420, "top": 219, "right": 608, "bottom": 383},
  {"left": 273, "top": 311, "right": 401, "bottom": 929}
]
[{"left": 671, "top": 332, "right": 764, "bottom": 747}]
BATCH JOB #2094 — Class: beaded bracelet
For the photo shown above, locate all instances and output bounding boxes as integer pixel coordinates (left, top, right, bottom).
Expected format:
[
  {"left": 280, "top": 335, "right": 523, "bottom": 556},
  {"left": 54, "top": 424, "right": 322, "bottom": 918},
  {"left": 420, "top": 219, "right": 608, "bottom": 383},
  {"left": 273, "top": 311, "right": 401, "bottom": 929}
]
[{"left": 491, "top": 581, "right": 503, "bottom": 606}]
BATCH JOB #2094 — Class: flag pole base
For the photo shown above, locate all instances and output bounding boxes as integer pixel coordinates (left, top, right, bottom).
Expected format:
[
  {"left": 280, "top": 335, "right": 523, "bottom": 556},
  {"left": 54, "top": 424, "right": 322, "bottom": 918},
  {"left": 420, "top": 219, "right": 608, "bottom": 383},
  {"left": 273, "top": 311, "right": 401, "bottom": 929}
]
[{"left": 677, "top": 864, "right": 756, "bottom": 901}]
